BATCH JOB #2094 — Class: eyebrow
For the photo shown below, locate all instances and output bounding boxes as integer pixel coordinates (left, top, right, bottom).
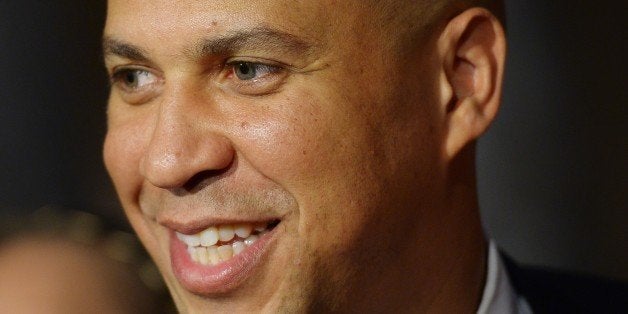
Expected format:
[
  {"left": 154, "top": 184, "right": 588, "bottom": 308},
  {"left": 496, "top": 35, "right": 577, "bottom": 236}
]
[
  {"left": 195, "top": 27, "right": 314, "bottom": 57},
  {"left": 102, "top": 37, "right": 149, "bottom": 62},
  {"left": 102, "top": 27, "right": 314, "bottom": 62}
]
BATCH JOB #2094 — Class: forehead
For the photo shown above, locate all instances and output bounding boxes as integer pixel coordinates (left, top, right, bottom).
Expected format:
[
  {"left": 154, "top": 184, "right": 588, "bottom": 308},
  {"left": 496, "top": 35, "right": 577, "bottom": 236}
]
[
  {"left": 103, "top": 0, "right": 431, "bottom": 62},
  {"left": 105, "top": 0, "right": 363, "bottom": 47}
]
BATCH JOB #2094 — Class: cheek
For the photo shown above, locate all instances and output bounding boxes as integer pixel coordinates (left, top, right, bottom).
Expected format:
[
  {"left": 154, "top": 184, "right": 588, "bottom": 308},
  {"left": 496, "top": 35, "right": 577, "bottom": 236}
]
[
  {"left": 103, "top": 121, "right": 149, "bottom": 208},
  {"left": 233, "top": 94, "right": 335, "bottom": 186},
  {"left": 232, "top": 92, "right": 382, "bottom": 246}
]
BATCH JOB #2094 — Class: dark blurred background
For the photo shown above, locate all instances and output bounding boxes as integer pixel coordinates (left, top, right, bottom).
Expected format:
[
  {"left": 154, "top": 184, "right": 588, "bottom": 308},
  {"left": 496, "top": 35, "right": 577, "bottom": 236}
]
[
  {"left": 0, "top": 1, "right": 119, "bottom": 224},
  {"left": 1, "top": 1, "right": 626, "bottom": 281},
  {"left": 478, "top": 2, "right": 627, "bottom": 280}
]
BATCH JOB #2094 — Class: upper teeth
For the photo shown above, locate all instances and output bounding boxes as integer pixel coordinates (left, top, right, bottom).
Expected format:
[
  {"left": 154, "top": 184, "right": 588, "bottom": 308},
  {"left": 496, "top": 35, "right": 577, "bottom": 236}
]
[
  {"left": 177, "top": 223, "right": 265, "bottom": 247},
  {"left": 176, "top": 222, "right": 269, "bottom": 265}
]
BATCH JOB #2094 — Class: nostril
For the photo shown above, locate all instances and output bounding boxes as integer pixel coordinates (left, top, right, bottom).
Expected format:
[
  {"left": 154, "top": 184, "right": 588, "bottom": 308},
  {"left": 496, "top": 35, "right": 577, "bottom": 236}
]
[
  {"left": 179, "top": 168, "right": 231, "bottom": 194},
  {"left": 141, "top": 128, "right": 236, "bottom": 191}
]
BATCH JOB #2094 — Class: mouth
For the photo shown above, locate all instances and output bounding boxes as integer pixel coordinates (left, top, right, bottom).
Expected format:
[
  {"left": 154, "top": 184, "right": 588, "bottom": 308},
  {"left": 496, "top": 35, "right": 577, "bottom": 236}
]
[
  {"left": 175, "top": 220, "right": 280, "bottom": 266},
  {"left": 169, "top": 219, "right": 281, "bottom": 295}
]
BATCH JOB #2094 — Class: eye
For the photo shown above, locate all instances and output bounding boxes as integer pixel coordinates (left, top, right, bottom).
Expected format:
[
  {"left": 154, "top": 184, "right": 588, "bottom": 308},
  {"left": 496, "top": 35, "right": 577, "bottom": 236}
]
[
  {"left": 112, "top": 68, "right": 157, "bottom": 91},
  {"left": 110, "top": 67, "right": 161, "bottom": 104},
  {"left": 224, "top": 61, "right": 287, "bottom": 96},
  {"left": 232, "top": 62, "right": 280, "bottom": 81}
]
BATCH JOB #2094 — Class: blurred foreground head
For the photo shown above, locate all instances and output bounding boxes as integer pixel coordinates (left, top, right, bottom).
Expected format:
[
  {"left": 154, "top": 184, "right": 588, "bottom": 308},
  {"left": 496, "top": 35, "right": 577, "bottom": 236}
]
[
  {"left": 0, "top": 235, "right": 157, "bottom": 313},
  {"left": 103, "top": 0, "right": 505, "bottom": 312}
]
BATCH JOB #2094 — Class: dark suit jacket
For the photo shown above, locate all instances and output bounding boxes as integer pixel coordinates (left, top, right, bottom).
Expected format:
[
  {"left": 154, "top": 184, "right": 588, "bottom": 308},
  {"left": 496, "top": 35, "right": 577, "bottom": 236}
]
[{"left": 501, "top": 254, "right": 628, "bottom": 314}]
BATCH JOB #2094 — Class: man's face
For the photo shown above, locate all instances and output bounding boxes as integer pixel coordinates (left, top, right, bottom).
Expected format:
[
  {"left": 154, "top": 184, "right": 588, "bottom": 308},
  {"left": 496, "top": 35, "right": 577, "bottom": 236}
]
[{"left": 104, "top": 0, "right": 447, "bottom": 311}]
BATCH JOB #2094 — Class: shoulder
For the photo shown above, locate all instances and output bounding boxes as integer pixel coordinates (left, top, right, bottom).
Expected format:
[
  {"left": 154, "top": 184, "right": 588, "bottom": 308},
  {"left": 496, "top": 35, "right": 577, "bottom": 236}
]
[{"left": 500, "top": 252, "right": 628, "bottom": 314}]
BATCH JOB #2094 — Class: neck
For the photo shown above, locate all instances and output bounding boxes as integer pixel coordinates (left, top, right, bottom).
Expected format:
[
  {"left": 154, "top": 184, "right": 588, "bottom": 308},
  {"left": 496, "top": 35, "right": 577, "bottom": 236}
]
[
  {"left": 425, "top": 208, "right": 487, "bottom": 312},
  {"left": 424, "top": 144, "right": 488, "bottom": 312},
  {"left": 340, "top": 146, "right": 488, "bottom": 313}
]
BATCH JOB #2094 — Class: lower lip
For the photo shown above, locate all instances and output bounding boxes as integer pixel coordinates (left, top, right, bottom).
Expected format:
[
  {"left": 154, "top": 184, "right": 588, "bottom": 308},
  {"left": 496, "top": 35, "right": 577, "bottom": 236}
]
[{"left": 170, "top": 227, "right": 277, "bottom": 295}]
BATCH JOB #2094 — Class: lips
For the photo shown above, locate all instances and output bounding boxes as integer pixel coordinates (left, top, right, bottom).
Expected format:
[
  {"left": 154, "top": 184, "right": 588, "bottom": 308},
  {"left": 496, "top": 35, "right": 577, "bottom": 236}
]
[{"left": 169, "top": 220, "right": 280, "bottom": 295}]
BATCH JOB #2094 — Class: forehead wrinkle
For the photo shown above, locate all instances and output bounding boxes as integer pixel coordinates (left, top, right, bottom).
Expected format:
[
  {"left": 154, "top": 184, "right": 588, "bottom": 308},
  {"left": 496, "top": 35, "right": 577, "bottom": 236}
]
[{"left": 189, "top": 27, "right": 315, "bottom": 59}]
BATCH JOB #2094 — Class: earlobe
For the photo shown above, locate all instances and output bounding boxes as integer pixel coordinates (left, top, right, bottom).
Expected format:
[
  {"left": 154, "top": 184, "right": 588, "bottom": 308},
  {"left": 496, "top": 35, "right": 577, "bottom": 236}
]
[{"left": 439, "top": 8, "right": 507, "bottom": 159}]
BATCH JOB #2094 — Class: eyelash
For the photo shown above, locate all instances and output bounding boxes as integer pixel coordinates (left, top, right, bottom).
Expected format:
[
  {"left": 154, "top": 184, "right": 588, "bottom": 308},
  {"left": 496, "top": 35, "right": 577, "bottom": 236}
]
[
  {"left": 223, "top": 60, "right": 286, "bottom": 94},
  {"left": 109, "top": 66, "right": 161, "bottom": 104},
  {"left": 110, "top": 68, "right": 153, "bottom": 88}
]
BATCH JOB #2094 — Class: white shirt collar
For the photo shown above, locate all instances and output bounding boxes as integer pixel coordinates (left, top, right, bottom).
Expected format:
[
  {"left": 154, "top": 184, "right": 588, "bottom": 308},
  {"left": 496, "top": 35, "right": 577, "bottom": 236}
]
[{"left": 477, "top": 241, "right": 533, "bottom": 314}]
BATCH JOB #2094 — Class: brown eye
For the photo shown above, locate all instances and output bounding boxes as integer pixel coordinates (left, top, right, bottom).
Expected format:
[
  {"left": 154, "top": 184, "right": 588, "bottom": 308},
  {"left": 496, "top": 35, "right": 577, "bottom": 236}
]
[
  {"left": 110, "top": 67, "right": 161, "bottom": 104},
  {"left": 113, "top": 69, "right": 156, "bottom": 90},
  {"left": 123, "top": 71, "right": 139, "bottom": 87}
]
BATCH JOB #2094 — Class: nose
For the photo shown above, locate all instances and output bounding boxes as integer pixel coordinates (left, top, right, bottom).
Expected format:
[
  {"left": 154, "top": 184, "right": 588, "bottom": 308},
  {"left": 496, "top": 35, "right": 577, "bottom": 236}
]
[{"left": 140, "top": 96, "right": 235, "bottom": 190}]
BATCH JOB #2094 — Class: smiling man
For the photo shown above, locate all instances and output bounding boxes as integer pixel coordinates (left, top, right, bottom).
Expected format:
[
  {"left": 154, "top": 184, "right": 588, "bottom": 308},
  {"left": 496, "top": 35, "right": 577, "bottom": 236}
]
[{"left": 103, "top": 0, "right": 510, "bottom": 312}]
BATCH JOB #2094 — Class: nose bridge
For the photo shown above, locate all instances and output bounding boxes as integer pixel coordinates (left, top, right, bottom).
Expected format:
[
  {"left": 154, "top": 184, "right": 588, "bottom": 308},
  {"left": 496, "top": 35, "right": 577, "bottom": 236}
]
[{"left": 141, "top": 86, "right": 234, "bottom": 189}]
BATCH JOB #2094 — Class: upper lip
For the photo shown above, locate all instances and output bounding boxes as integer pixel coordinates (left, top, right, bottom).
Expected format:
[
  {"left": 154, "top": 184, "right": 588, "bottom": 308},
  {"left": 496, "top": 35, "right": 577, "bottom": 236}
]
[{"left": 158, "top": 215, "right": 282, "bottom": 235}]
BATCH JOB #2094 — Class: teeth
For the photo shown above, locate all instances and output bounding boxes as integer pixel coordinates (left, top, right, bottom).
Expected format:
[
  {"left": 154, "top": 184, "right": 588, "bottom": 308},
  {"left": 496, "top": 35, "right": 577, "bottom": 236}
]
[
  {"left": 176, "top": 221, "right": 274, "bottom": 265},
  {"left": 208, "top": 246, "right": 220, "bottom": 265},
  {"left": 177, "top": 232, "right": 201, "bottom": 247},
  {"left": 244, "top": 235, "right": 259, "bottom": 246},
  {"left": 254, "top": 222, "right": 266, "bottom": 232},
  {"left": 232, "top": 241, "right": 246, "bottom": 255},
  {"left": 200, "top": 227, "right": 219, "bottom": 246},
  {"left": 218, "top": 225, "right": 235, "bottom": 242},
  {"left": 234, "top": 224, "right": 253, "bottom": 238},
  {"left": 197, "top": 247, "right": 209, "bottom": 265},
  {"left": 217, "top": 245, "right": 233, "bottom": 261},
  {"left": 191, "top": 247, "right": 200, "bottom": 263}
]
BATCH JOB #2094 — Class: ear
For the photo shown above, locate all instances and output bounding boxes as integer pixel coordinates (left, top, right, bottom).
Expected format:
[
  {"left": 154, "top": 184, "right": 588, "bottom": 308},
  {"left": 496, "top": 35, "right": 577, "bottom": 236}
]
[{"left": 437, "top": 8, "right": 506, "bottom": 160}]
